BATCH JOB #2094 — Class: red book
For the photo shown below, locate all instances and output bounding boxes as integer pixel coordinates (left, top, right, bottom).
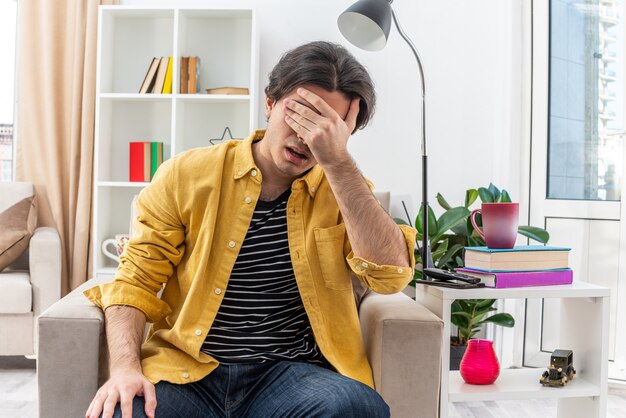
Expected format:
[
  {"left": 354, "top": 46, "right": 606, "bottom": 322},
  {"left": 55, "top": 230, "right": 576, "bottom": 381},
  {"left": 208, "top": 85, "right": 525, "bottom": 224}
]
[
  {"left": 455, "top": 267, "right": 573, "bottom": 288},
  {"left": 129, "top": 142, "right": 151, "bottom": 182}
]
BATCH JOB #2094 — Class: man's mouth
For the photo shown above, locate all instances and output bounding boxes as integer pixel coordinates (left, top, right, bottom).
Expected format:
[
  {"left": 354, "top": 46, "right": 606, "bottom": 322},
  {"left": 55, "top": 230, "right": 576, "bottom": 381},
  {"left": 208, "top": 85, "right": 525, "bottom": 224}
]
[{"left": 286, "top": 146, "right": 309, "bottom": 163}]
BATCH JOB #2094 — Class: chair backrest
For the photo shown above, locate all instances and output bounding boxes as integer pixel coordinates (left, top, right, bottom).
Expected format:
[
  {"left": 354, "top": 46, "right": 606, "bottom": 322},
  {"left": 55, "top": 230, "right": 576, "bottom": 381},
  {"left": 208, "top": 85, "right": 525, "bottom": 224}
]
[
  {"left": 0, "top": 181, "right": 34, "bottom": 212},
  {"left": 373, "top": 191, "right": 390, "bottom": 213}
]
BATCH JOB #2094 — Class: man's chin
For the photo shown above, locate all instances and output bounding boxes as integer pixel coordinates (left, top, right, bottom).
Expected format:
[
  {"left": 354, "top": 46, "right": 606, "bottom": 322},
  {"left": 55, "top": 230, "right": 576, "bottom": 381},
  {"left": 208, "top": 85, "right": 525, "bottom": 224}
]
[{"left": 279, "top": 163, "right": 314, "bottom": 179}]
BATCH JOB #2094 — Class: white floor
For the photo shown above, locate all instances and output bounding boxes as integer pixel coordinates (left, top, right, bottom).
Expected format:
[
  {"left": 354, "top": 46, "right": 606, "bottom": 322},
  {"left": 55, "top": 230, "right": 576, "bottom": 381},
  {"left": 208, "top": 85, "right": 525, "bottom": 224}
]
[
  {"left": 2, "top": 357, "right": 626, "bottom": 418},
  {"left": 0, "top": 366, "right": 37, "bottom": 418}
]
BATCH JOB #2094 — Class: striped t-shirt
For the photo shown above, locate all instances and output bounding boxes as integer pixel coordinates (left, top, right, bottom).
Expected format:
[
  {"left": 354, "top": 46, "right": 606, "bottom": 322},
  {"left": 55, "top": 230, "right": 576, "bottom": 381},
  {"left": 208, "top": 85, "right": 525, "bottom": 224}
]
[{"left": 201, "top": 189, "right": 326, "bottom": 364}]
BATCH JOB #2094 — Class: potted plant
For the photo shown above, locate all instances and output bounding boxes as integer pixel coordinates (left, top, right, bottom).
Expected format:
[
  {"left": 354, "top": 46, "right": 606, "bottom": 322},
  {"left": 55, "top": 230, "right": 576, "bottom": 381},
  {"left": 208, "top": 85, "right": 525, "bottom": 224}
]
[
  {"left": 396, "top": 183, "right": 549, "bottom": 278},
  {"left": 396, "top": 183, "right": 549, "bottom": 369},
  {"left": 449, "top": 299, "right": 515, "bottom": 369}
]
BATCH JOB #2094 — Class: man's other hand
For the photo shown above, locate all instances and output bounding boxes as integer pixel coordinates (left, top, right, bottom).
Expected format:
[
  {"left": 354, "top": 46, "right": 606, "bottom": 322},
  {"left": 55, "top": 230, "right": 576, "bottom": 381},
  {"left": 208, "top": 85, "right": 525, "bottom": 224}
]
[{"left": 85, "top": 371, "right": 156, "bottom": 418}]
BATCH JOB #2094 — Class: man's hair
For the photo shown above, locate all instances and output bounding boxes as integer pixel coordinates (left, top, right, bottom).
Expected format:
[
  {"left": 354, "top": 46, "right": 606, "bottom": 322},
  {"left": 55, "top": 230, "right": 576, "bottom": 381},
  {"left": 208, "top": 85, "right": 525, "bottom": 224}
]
[{"left": 265, "top": 41, "right": 376, "bottom": 132}]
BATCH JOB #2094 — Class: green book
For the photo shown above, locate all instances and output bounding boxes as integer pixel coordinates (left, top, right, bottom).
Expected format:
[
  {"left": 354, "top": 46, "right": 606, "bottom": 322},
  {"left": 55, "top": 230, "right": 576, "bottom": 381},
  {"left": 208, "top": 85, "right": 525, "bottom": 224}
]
[{"left": 150, "top": 142, "right": 163, "bottom": 180}]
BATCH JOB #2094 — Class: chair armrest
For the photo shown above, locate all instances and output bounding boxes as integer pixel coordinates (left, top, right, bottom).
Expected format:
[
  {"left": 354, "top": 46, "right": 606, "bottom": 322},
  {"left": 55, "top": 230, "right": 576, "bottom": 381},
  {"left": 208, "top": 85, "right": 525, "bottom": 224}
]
[
  {"left": 38, "top": 277, "right": 111, "bottom": 418},
  {"left": 359, "top": 291, "right": 443, "bottom": 418},
  {"left": 29, "top": 226, "right": 62, "bottom": 318}
]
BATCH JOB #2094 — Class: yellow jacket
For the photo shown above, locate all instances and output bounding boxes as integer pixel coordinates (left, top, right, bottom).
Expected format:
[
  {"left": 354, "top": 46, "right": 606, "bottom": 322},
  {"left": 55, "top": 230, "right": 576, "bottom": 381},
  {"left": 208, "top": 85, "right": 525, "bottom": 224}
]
[{"left": 84, "top": 130, "right": 416, "bottom": 388}]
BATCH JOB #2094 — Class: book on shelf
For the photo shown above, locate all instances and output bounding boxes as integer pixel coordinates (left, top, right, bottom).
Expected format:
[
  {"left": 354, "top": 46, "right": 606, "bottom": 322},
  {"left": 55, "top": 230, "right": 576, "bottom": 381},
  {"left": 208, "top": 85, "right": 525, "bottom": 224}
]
[
  {"left": 151, "top": 57, "right": 170, "bottom": 94},
  {"left": 138, "top": 57, "right": 160, "bottom": 94},
  {"left": 129, "top": 141, "right": 165, "bottom": 182},
  {"left": 188, "top": 56, "right": 200, "bottom": 94},
  {"left": 151, "top": 142, "right": 163, "bottom": 179},
  {"left": 455, "top": 267, "right": 574, "bottom": 288},
  {"left": 463, "top": 245, "right": 571, "bottom": 271},
  {"left": 180, "top": 56, "right": 189, "bottom": 94},
  {"left": 129, "top": 142, "right": 151, "bottom": 182},
  {"left": 161, "top": 56, "right": 173, "bottom": 94},
  {"left": 205, "top": 87, "right": 249, "bottom": 95}
]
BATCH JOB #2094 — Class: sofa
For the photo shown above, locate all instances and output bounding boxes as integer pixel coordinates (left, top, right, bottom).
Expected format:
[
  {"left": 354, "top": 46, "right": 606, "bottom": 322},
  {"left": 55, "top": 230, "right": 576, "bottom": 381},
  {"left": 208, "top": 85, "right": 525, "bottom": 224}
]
[
  {"left": 0, "top": 181, "right": 61, "bottom": 356},
  {"left": 37, "top": 192, "right": 443, "bottom": 418}
]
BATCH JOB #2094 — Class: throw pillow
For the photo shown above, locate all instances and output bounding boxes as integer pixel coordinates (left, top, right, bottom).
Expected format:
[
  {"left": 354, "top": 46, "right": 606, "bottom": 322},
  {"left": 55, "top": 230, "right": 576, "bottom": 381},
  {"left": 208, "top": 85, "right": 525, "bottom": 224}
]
[{"left": 0, "top": 195, "right": 37, "bottom": 272}]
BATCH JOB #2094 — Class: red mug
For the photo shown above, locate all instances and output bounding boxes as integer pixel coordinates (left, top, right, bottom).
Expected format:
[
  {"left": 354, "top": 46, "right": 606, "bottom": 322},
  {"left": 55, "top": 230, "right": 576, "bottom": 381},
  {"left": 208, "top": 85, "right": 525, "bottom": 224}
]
[{"left": 470, "top": 202, "right": 519, "bottom": 249}]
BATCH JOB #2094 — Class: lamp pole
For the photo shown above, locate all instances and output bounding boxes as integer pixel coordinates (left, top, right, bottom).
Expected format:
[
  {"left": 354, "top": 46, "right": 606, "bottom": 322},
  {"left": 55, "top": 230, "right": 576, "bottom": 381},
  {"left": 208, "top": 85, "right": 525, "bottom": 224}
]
[
  {"left": 338, "top": 0, "right": 435, "bottom": 272},
  {"left": 389, "top": 3, "right": 434, "bottom": 269}
]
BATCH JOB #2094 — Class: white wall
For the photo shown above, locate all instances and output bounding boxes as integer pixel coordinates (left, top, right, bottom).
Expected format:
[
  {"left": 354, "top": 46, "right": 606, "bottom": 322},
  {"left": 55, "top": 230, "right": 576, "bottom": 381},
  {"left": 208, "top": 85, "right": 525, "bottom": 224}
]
[{"left": 121, "top": 0, "right": 525, "bottom": 222}]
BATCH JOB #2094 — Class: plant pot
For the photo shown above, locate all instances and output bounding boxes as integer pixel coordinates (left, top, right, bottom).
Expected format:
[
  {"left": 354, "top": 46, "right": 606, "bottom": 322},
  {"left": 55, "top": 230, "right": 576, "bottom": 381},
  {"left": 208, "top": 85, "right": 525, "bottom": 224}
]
[
  {"left": 449, "top": 337, "right": 466, "bottom": 371},
  {"left": 459, "top": 339, "right": 500, "bottom": 384}
]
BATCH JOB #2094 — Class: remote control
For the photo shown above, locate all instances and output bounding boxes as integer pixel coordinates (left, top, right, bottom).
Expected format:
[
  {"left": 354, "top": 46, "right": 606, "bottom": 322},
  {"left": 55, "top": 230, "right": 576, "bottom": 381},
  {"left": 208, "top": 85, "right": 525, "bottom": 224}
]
[
  {"left": 418, "top": 279, "right": 485, "bottom": 289},
  {"left": 423, "top": 268, "right": 482, "bottom": 284}
]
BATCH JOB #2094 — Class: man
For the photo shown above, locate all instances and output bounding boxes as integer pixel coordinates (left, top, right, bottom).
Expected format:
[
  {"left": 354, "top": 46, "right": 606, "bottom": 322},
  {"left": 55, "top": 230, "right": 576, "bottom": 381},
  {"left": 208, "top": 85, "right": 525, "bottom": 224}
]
[{"left": 84, "top": 41, "right": 416, "bottom": 418}]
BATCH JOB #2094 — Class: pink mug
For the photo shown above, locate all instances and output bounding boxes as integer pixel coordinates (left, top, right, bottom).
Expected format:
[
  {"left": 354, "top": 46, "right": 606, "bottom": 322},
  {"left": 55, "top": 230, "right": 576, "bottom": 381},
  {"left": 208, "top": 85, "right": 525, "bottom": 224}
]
[{"left": 470, "top": 202, "right": 519, "bottom": 249}]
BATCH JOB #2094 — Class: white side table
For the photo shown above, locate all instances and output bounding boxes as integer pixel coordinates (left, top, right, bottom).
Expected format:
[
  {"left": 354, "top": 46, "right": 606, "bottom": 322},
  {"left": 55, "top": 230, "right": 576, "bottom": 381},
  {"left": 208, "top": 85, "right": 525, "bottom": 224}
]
[{"left": 415, "top": 281, "right": 609, "bottom": 418}]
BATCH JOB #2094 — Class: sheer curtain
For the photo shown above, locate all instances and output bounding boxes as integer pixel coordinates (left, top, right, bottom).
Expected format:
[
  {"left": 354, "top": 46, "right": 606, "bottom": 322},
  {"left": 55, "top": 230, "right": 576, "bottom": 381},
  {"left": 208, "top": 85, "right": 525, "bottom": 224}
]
[{"left": 15, "top": 0, "right": 116, "bottom": 295}]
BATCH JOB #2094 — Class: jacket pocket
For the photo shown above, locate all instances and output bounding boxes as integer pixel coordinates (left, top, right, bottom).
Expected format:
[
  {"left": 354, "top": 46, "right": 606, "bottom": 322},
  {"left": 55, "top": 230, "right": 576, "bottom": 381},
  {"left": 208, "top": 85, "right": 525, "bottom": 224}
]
[{"left": 314, "top": 223, "right": 351, "bottom": 290}]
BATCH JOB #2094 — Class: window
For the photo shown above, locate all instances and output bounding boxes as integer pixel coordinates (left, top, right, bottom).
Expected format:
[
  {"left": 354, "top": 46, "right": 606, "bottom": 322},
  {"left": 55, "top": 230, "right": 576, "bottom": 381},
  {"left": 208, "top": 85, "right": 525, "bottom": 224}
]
[
  {"left": 548, "top": 0, "right": 624, "bottom": 200},
  {"left": 0, "top": 0, "right": 17, "bottom": 182}
]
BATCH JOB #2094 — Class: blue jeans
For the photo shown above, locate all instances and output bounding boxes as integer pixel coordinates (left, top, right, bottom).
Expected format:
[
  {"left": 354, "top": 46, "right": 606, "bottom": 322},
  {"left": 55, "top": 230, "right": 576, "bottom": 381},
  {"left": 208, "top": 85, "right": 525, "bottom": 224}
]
[{"left": 108, "top": 361, "right": 390, "bottom": 417}]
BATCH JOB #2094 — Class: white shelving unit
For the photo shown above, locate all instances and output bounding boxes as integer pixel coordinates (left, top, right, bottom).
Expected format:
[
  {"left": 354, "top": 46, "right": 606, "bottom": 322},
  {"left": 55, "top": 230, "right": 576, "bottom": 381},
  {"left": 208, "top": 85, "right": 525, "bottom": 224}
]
[
  {"left": 93, "top": 6, "right": 258, "bottom": 277},
  {"left": 415, "top": 282, "right": 609, "bottom": 418}
]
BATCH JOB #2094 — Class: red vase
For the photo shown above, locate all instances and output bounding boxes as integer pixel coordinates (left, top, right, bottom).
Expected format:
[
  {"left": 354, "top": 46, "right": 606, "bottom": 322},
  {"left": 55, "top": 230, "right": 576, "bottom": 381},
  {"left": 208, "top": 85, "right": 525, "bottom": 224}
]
[{"left": 459, "top": 339, "right": 500, "bottom": 384}]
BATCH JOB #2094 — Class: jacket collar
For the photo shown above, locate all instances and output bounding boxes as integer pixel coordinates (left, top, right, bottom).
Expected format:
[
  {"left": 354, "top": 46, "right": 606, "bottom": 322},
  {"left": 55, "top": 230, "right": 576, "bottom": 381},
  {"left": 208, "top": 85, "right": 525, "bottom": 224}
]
[
  {"left": 234, "top": 130, "right": 323, "bottom": 198},
  {"left": 233, "top": 130, "right": 264, "bottom": 180}
]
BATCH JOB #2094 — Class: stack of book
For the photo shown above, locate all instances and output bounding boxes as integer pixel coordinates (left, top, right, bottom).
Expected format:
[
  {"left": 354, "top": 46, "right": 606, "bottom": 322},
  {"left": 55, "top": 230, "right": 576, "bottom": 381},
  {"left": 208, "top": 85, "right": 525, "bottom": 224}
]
[
  {"left": 179, "top": 56, "right": 200, "bottom": 94},
  {"left": 129, "top": 141, "right": 164, "bottom": 182},
  {"left": 456, "top": 245, "right": 573, "bottom": 288},
  {"left": 139, "top": 57, "right": 173, "bottom": 94}
]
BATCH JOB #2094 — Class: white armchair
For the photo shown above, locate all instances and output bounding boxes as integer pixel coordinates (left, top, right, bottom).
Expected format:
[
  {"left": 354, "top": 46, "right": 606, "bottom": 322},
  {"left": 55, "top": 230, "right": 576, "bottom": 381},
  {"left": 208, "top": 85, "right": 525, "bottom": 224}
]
[
  {"left": 37, "top": 191, "right": 443, "bottom": 417},
  {"left": 0, "top": 181, "right": 62, "bottom": 356}
]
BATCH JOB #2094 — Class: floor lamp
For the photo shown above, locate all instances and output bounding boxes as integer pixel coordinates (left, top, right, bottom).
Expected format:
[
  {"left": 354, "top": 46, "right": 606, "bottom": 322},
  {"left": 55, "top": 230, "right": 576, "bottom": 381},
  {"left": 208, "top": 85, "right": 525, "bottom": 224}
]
[{"left": 337, "top": 0, "right": 435, "bottom": 272}]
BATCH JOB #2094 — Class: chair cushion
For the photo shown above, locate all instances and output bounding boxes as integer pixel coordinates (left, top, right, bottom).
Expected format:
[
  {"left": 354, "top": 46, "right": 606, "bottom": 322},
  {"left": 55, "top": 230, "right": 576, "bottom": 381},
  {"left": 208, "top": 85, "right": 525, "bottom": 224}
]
[
  {"left": 0, "top": 196, "right": 37, "bottom": 272},
  {"left": 0, "top": 271, "right": 32, "bottom": 313}
]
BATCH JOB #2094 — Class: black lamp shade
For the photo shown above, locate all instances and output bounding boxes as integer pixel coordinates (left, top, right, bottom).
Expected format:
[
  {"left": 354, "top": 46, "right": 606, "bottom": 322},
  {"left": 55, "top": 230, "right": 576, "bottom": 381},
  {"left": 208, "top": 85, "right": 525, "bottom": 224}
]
[{"left": 337, "top": 0, "right": 392, "bottom": 51}]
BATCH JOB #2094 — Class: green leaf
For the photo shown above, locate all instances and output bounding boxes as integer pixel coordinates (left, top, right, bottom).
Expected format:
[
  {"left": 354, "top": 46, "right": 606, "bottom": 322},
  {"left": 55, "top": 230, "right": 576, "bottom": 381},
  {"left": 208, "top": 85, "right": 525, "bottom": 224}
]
[
  {"left": 465, "top": 189, "right": 479, "bottom": 208},
  {"left": 475, "top": 306, "right": 497, "bottom": 317},
  {"left": 455, "top": 256, "right": 464, "bottom": 266},
  {"left": 518, "top": 225, "right": 550, "bottom": 244},
  {"left": 431, "top": 238, "right": 445, "bottom": 253},
  {"left": 427, "top": 207, "right": 438, "bottom": 238},
  {"left": 431, "top": 210, "right": 471, "bottom": 245},
  {"left": 500, "top": 189, "right": 512, "bottom": 202},
  {"left": 472, "top": 312, "right": 488, "bottom": 324},
  {"left": 478, "top": 313, "right": 515, "bottom": 328},
  {"left": 464, "top": 329, "right": 478, "bottom": 340},
  {"left": 478, "top": 187, "right": 493, "bottom": 203},
  {"left": 432, "top": 240, "right": 449, "bottom": 261},
  {"left": 451, "top": 317, "right": 467, "bottom": 329},
  {"left": 476, "top": 299, "right": 496, "bottom": 308},
  {"left": 394, "top": 217, "right": 410, "bottom": 226},
  {"left": 451, "top": 301, "right": 469, "bottom": 328},
  {"left": 436, "top": 193, "right": 452, "bottom": 210},
  {"left": 450, "top": 221, "right": 468, "bottom": 236},
  {"left": 415, "top": 206, "right": 438, "bottom": 238},
  {"left": 451, "top": 311, "right": 473, "bottom": 321},
  {"left": 457, "top": 300, "right": 471, "bottom": 312},
  {"left": 467, "top": 235, "right": 483, "bottom": 247},
  {"left": 488, "top": 183, "right": 501, "bottom": 201},
  {"left": 467, "top": 215, "right": 479, "bottom": 233},
  {"left": 435, "top": 207, "right": 471, "bottom": 238},
  {"left": 436, "top": 243, "right": 465, "bottom": 269},
  {"left": 451, "top": 300, "right": 463, "bottom": 313}
]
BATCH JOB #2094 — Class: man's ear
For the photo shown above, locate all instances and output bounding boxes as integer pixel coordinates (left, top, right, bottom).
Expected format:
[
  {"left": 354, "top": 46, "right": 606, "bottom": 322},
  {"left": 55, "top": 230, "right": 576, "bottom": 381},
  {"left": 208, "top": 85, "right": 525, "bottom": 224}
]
[{"left": 265, "top": 97, "right": 276, "bottom": 118}]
